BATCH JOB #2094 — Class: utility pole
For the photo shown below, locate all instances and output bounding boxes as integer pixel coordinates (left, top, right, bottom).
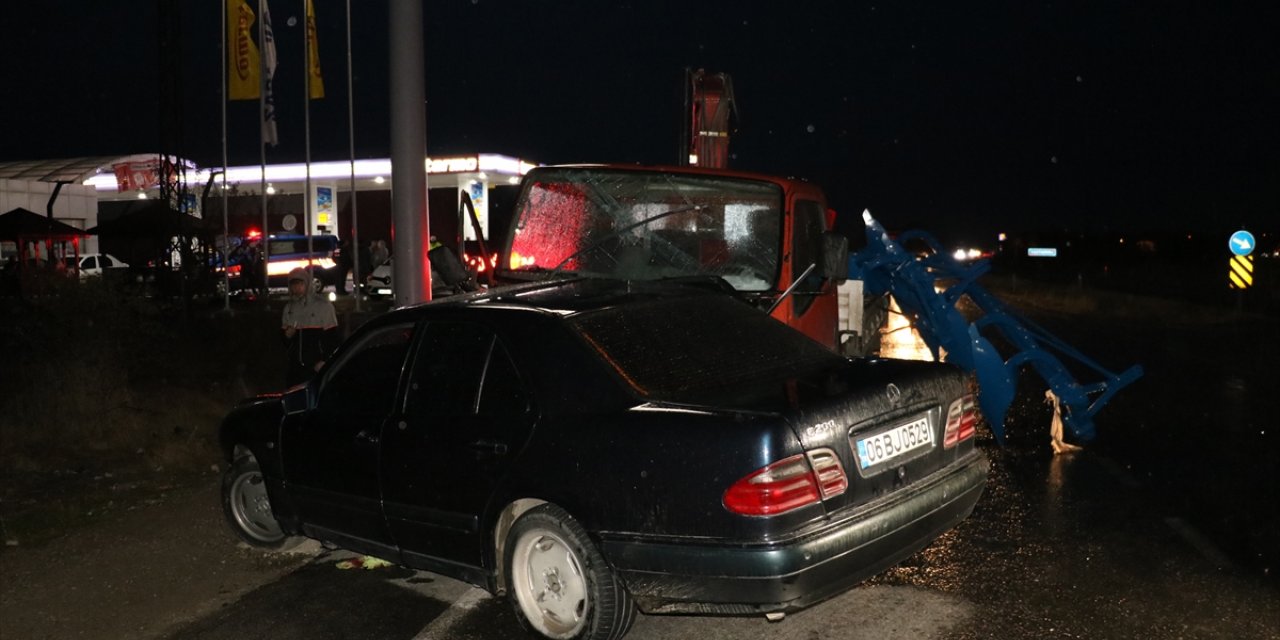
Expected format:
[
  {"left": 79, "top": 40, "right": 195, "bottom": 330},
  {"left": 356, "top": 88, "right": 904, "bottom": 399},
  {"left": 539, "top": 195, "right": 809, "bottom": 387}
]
[{"left": 388, "top": 0, "right": 431, "bottom": 305}]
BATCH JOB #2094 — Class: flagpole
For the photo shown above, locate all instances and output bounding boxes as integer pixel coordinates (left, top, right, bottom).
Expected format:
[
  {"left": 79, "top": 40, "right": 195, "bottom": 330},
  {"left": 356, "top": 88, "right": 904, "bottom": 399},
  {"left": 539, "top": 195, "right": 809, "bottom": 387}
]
[
  {"left": 346, "top": 0, "right": 361, "bottom": 311},
  {"left": 221, "top": 0, "right": 231, "bottom": 311},
  {"left": 303, "top": 0, "right": 314, "bottom": 274},
  {"left": 258, "top": 0, "right": 269, "bottom": 301}
]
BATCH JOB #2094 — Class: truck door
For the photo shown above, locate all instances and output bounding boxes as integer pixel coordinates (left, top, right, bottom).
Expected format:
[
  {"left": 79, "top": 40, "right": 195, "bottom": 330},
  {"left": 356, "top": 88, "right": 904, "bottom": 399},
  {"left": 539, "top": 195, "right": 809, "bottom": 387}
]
[{"left": 777, "top": 198, "right": 839, "bottom": 348}]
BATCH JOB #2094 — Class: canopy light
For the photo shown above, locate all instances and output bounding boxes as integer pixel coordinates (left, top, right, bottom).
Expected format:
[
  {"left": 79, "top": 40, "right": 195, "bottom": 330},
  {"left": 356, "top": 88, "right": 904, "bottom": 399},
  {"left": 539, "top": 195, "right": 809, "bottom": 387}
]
[{"left": 84, "top": 154, "right": 536, "bottom": 193}]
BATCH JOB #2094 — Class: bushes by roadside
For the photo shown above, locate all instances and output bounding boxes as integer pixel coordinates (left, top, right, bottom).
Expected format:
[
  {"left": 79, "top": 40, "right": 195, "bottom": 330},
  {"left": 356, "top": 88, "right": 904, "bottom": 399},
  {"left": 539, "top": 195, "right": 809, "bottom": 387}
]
[
  {"left": 0, "top": 281, "right": 286, "bottom": 477},
  {"left": 0, "top": 281, "right": 301, "bottom": 546}
]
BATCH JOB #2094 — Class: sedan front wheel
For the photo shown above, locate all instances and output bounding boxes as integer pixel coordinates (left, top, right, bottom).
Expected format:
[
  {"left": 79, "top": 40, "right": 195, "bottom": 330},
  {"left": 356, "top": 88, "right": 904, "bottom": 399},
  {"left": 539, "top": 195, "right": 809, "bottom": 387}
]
[{"left": 221, "top": 454, "right": 301, "bottom": 550}]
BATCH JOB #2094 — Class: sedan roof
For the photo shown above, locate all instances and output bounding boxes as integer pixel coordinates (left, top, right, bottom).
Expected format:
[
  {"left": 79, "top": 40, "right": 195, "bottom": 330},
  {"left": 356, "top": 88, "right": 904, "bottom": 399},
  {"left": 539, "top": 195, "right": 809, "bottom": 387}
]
[{"left": 384, "top": 278, "right": 846, "bottom": 407}]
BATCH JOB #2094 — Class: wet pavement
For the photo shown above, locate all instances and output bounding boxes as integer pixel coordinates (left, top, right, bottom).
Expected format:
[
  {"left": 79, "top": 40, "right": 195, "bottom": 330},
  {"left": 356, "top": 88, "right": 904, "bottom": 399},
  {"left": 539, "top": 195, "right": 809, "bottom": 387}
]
[
  {"left": 871, "top": 435, "right": 1278, "bottom": 639},
  {"left": 1009, "top": 306, "right": 1278, "bottom": 583}
]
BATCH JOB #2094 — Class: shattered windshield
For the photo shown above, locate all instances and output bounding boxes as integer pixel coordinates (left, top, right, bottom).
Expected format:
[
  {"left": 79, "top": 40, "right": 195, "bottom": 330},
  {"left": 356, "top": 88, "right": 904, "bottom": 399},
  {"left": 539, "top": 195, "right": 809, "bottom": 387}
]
[{"left": 505, "top": 168, "right": 783, "bottom": 291}]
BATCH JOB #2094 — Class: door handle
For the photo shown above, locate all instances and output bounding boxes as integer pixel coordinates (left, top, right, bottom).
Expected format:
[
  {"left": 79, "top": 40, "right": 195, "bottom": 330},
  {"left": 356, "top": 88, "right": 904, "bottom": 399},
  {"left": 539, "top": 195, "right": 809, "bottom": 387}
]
[{"left": 468, "top": 439, "right": 509, "bottom": 456}]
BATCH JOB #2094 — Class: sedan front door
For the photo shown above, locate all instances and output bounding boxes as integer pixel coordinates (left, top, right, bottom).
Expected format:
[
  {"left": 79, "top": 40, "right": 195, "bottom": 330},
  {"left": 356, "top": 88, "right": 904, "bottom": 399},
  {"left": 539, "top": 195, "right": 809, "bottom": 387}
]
[
  {"left": 380, "top": 319, "right": 536, "bottom": 580},
  {"left": 280, "top": 322, "right": 415, "bottom": 554}
]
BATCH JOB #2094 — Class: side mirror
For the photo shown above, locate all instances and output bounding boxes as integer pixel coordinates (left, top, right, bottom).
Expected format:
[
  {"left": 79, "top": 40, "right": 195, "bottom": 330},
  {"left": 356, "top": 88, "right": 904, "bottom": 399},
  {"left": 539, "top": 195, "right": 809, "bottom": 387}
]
[
  {"left": 820, "top": 231, "right": 848, "bottom": 283},
  {"left": 283, "top": 383, "right": 312, "bottom": 413},
  {"left": 428, "top": 244, "right": 478, "bottom": 293}
]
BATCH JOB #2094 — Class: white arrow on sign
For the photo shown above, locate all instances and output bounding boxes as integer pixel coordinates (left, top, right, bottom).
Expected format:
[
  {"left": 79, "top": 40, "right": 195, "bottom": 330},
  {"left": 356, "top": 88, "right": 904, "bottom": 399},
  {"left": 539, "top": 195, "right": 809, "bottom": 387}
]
[{"left": 1232, "top": 237, "right": 1253, "bottom": 251}]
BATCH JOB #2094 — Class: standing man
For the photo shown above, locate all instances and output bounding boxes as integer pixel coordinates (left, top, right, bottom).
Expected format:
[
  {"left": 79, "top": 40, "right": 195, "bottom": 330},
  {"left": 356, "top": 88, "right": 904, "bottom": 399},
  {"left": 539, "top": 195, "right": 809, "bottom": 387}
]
[
  {"left": 371, "top": 239, "right": 389, "bottom": 269},
  {"left": 281, "top": 267, "right": 340, "bottom": 387},
  {"left": 334, "top": 238, "right": 354, "bottom": 295},
  {"left": 357, "top": 239, "right": 372, "bottom": 289},
  {"left": 242, "top": 239, "right": 263, "bottom": 298}
]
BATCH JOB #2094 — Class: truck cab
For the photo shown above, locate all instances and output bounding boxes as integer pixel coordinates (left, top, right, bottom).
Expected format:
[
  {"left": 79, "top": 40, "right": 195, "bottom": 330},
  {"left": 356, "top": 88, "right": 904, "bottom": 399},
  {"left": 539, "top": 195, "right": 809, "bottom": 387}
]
[{"left": 497, "top": 165, "right": 847, "bottom": 349}]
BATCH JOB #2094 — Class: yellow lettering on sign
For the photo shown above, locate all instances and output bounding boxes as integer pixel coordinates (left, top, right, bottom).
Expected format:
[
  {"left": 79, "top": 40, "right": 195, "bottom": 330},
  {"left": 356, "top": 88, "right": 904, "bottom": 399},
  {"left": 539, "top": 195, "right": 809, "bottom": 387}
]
[{"left": 1228, "top": 254, "right": 1254, "bottom": 289}]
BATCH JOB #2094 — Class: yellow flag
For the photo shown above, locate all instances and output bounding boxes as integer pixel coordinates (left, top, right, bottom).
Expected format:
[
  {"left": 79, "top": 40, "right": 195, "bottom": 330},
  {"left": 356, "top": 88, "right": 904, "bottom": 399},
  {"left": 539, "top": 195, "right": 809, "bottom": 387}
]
[
  {"left": 227, "top": 0, "right": 261, "bottom": 100},
  {"left": 306, "top": 0, "right": 325, "bottom": 99}
]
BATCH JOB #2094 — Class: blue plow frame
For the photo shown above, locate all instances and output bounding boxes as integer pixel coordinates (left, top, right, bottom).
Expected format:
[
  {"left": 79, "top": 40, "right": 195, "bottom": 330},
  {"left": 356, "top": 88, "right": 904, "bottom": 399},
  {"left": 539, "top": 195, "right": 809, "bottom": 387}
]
[{"left": 849, "top": 211, "right": 1143, "bottom": 444}]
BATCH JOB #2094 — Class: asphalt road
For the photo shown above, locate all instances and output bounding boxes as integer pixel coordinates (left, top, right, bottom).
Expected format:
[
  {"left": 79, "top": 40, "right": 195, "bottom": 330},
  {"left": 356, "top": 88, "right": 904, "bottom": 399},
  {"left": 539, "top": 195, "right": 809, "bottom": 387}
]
[{"left": 2, "top": 295, "right": 1277, "bottom": 640}]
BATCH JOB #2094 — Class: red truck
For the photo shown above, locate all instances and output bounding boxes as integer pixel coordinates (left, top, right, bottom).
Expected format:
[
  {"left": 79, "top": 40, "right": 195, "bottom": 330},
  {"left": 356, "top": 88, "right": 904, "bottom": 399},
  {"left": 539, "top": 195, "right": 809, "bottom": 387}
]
[{"left": 497, "top": 164, "right": 854, "bottom": 350}]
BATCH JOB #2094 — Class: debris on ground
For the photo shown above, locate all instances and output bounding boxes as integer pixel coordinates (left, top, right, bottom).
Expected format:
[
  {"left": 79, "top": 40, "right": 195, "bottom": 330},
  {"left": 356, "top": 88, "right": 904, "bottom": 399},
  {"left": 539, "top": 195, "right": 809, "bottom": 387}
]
[
  {"left": 1046, "top": 390, "right": 1084, "bottom": 455},
  {"left": 335, "top": 555, "right": 394, "bottom": 570}
]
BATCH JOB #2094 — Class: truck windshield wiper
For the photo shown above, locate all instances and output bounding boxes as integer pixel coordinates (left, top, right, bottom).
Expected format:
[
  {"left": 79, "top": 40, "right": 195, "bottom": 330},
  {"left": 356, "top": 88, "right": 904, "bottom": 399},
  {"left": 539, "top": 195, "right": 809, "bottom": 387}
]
[{"left": 545, "top": 204, "right": 705, "bottom": 277}]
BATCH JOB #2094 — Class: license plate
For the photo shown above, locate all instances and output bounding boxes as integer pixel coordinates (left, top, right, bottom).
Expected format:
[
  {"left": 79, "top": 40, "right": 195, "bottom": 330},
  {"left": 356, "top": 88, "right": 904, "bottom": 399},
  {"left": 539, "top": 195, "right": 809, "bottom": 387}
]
[{"left": 855, "top": 416, "right": 933, "bottom": 469}]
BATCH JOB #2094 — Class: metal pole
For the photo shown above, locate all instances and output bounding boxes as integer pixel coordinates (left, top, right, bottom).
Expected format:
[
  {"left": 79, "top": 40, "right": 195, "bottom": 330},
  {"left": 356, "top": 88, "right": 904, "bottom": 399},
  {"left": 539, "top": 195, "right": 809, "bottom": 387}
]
[
  {"left": 258, "top": 0, "right": 269, "bottom": 301},
  {"left": 221, "top": 0, "right": 231, "bottom": 311},
  {"left": 304, "top": 0, "right": 313, "bottom": 268},
  {"left": 680, "top": 67, "right": 690, "bottom": 166},
  {"left": 389, "top": 0, "right": 430, "bottom": 305},
  {"left": 346, "top": 0, "right": 361, "bottom": 311}
]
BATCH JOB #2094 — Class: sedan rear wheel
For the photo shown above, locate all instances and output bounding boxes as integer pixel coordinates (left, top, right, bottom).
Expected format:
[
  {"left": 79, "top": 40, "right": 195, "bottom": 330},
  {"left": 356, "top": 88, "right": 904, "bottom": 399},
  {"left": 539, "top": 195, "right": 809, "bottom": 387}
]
[
  {"left": 506, "top": 504, "right": 635, "bottom": 640},
  {"left": 221, "top": 454, "right": 300, "bottom": 550}
]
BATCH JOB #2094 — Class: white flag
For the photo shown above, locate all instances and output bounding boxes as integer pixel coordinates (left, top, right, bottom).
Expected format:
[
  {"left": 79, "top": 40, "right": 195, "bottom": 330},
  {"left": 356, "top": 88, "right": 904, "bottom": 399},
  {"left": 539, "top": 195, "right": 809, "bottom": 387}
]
[{"left": 261, "top": 0, "right": 279, "bottom": 146}]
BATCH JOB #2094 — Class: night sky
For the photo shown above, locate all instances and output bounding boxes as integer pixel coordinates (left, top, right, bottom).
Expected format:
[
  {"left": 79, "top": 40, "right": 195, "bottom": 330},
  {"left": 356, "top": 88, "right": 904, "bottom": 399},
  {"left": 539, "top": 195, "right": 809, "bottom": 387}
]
[{"left": 2, "top": 1, "right": 1276, "bottom": 246}]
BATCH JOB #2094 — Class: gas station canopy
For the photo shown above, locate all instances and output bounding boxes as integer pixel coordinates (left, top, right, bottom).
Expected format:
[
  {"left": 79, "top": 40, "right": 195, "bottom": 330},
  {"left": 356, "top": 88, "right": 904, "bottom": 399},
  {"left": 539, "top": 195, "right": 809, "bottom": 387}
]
[{"left": 79, "top": 153, "right": 537, "bottom": 202}]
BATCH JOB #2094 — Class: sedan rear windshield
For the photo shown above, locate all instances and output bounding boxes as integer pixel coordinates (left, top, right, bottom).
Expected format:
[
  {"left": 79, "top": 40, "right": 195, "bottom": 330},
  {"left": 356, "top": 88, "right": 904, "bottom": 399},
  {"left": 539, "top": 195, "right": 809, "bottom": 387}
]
[{"left": 568, "top": 295, "right": 843, "bottom": 402}]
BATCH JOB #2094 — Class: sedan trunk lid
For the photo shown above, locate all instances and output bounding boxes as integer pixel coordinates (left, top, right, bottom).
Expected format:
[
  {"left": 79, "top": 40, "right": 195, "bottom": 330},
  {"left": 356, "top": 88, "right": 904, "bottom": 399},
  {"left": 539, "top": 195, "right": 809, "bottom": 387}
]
[{"left": 783, "top": 358, "right": 978, "bottom": 516}]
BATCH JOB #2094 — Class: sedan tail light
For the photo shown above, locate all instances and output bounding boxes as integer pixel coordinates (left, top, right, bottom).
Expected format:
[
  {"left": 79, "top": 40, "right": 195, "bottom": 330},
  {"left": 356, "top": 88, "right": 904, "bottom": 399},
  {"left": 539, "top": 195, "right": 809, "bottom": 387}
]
[
  {"left": 806, "top": 448, "right": 848, "bottom": 499},
  {"left": 943, "top": 393, "right": 979, "bottom": 448},
  {"left": 723, "top": 448, "right": 847, "bottom": 516}
]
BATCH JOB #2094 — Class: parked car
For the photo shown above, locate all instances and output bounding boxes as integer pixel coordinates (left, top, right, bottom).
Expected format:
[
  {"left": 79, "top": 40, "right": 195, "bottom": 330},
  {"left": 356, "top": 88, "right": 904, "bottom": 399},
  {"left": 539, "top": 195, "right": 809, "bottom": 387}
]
[
  {"left": 362, "top": 257, "right": 393, "bottom": 298},
  {"left": 219, "top": 277, "right": 988, "bottom": 640},
  {"left": 64, "top": 253, "right": 130, "bottom": 279}
]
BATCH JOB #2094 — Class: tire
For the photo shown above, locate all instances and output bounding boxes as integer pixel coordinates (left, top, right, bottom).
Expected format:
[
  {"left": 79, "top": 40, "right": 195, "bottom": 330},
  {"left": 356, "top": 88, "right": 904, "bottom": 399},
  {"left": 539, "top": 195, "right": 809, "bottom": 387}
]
[
  {"left": 506, "top": 505, "right": 636, "bottom": 640},
  {"left": 221, "top": 454, "right": 301, "bottom": 550}
]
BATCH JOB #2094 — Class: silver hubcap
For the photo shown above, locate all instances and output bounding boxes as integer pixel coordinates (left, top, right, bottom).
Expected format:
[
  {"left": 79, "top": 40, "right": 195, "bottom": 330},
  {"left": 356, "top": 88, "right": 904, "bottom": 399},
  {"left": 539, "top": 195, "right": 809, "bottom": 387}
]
[
  {"left": 230, "top": 471, "right": 283, "bottom": 542},
  {"left": 512, "top": 530, "right": 588, "bottom": 638}
]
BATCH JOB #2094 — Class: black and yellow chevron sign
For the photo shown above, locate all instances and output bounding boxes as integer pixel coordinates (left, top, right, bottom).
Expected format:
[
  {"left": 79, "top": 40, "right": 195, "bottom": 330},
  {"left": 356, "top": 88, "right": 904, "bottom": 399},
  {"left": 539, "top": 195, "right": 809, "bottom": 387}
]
[{"left": 1228, "top": 254, "right": 1254, "bottom": 289}]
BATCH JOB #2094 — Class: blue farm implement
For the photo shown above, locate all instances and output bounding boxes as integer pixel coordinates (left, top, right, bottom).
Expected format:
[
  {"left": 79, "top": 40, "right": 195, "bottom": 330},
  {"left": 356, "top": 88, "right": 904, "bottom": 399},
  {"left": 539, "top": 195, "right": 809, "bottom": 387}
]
[{"left": 848, "top": 211, "right": 1143, "bottom": 444}]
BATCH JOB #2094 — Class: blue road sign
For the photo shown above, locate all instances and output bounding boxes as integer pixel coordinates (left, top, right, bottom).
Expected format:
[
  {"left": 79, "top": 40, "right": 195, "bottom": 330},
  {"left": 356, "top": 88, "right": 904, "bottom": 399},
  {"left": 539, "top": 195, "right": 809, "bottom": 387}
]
[{"left": 1229, "top": 230, "right": 1256, "bottom": 256}]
